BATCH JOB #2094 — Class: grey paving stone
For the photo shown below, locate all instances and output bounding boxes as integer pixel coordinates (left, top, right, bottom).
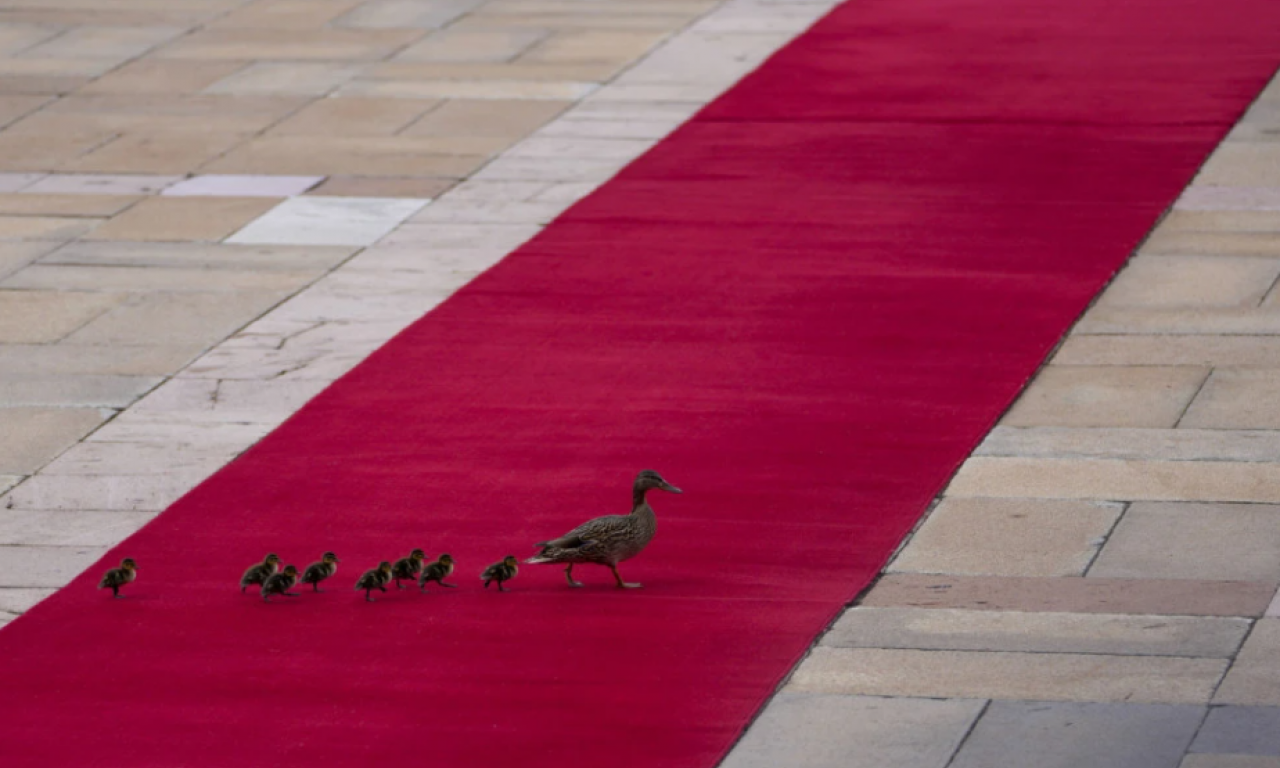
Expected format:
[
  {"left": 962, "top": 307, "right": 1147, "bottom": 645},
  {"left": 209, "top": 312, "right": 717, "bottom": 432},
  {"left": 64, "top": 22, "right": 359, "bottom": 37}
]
[
  {"left": 1182, "top": 757, "right": 1280, "bottom": 768},
  {"left": 823, "top": 607, "right": 1248, "bottom": 658},
  {"left": 1216, "top": 620, "right": 1280, "bottom": 705},
  {"left": 0, "top": 406, "right": 106, "bottom": 474},
  {"left": 976, "top": 427, "right": 1280, "bottom": 463},
  {"left": 0, "top": 343, "right": 204, "bottom": 376},
  {"left": 0, "top": 545, "right": 109, "bottom": 588},
  {"left": 0, "top": 587, "right": 55, "bottom": 614},
  {"left": 1193, "top": 706, "right": 1280, "bottom": 756},
  {"left": 0, "top": 375, "right": 160, "bottom": 408},
  {"left": 0, "top": 509, "right": 157, "bottom": 546},
  {"left": 1091, "top": 503, "right": 1280, "bottom": 582},
  {"left": 950, "top": 701, "right": 1204, "bottom": 768},
  {"left": 62, "top": 290, "right": 291, "bottom": 348},
  {"left": 718, "top": 693, "right": 983, "bottom": 768}
]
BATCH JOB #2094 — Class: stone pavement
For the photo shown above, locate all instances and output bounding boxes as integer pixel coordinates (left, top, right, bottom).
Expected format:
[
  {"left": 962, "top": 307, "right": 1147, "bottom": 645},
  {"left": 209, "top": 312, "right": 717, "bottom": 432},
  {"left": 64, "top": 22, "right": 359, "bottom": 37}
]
[{"left": 0, "top": 2, "right": 1278, "bottom": 767}]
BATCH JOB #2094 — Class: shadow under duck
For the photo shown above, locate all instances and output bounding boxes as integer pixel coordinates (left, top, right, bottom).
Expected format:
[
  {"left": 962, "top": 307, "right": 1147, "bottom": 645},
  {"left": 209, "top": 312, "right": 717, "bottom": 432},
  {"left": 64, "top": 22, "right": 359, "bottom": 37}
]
[{"left": 526, "top": 470, "right": 681, "bottom": 589}]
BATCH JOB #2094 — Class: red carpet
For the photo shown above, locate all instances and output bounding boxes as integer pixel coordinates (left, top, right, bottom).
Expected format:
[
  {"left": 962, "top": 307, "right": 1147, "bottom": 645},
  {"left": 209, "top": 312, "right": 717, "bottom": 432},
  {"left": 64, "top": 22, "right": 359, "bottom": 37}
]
[{"left": 2, "top": 1, "right": 1278, "bottom": 766}]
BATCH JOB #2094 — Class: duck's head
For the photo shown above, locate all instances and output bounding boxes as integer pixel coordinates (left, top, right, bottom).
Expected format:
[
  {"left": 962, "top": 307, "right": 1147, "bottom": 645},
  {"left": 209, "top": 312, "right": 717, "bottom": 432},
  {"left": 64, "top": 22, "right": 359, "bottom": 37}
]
[
  {"left": 410, "top": 548, "right": 425, "bottom": 561},
  {"left": 635, "top": 470, "right": 681, "bottom": 494},
  {"left": 502, "top": 555, "right": 519, "bottom": 568},
  {"left": 264, "top": 553, "right": 281, "bottom": 566},
  {"left": 438, "top": 553, "right": 454, "bottom": 566},
  {"left": 322, "top": 552, "right": 339, "bottom": 564},
  {"left": 121, "top": 558, "right": 137, "bottom": 572},
  {"left": 281, "top": 565, "right": 298, "bottom": 577},
  {"left": 378, "top": 561, "right": 393, "bottom": 574}
]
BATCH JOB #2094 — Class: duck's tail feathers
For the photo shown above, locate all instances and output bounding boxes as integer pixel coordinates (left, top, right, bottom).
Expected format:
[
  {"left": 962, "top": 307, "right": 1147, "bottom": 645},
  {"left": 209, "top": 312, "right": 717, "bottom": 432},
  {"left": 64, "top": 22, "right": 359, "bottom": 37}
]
[{"left": 525, "top": 554, "right": 554, "bottom": 564}]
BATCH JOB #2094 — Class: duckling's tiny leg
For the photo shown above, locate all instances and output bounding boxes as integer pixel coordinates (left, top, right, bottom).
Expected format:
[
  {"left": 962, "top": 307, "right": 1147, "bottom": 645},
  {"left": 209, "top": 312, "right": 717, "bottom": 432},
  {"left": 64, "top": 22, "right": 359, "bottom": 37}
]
[
  {"left": 609, "top": 564, "right": 642, "bottom": 589},
  {"left": 365, "top": 589, "right": 375, "bottom": 602},
  {"left": 497, "top": 580, "right": 506, "bottom": 592},
  {"left": 312, "top": 582, "right": 322, "bottom": 593},
  {"left": 564, "top": 564, "right": 584, "bottom": 588}
]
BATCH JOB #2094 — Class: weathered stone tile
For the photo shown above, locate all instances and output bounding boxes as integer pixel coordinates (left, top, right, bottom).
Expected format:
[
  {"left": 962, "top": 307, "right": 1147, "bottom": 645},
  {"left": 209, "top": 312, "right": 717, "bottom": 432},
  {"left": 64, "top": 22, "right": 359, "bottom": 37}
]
[
  {"left": 0, "top": 510, "right": 156, "bottom": 546},
  {"left": 227, "top": 195, "right": 429, "bottom": 246},
  {"left": 1076, "top": 305, "right": 1280, "bottom": 335},
  {"left": 334, "top": 0, "right": 484, "bottom": 29},
  {"left": 266, "top": 97, "right": 436, "bottom": 136},
  {"left": 42, "top": 441, "right": 239, "bottom": 476},
  {"left": 63, "top": 290, "right": 292, "bottom": 347},
  {"left": 155, "top": 27, "right": 424, "bottom": 61},
  {"left": 0, "top": 94, "right": 53, "bottom": 130},
  {"left": 0, "top": 194, "right": 139, "bottom": 217},
  {"left": 76, "top": 58, "right": 248, "bottom": 95},
  {"left": 976, "top": 427, "right": 1280, "bottom": 463},
  {"left": 2, "top": 264, "right": 314, "bottom": 293},
  {"left": 0, "top": 407, "right": 107, "bottom": 475},
  {"left": 535, "top": 115, "right": 683, "bottom": 140},
  {"left": 23, "top": 25, "right": 186, "bottom": 61},
  {"left": 1176, "top": 186, "right": 1280, "bottom": 211},
  {"left": 1052, "top": 335, "right": 1280, "bottom": 367},
  {"left": 4, "top": 473, "right": 198, "bottom": 512},
  {"left": 206, "top": 0, "right": 364, "bottom": 30},
  {"left": 161, "top": 174, "right": 322, "bottom": 198},
  {"left": 0, "top": 343, "right": 204, "bottom": 376},
  {"left": 1142, "top": 231, "right": 1280, "bottom": 257},
  {"left": 0, "top": 545, "right": 109, "bottom": 588},
  {"left": 23, "top": 173, "right": 179, "bottom": 196},
  {"left": 1181, "top": 369, "right": 1280, "bottom": 429},
  {"left": 183, "top": 319, "right": 406, "bottom": 380},
  {"left": 338, "top": 78, "right": 596, "bottom": 100},
  {"left": 0, "top": 57, "right": 119, "bottom": 78},
  {"left": 1216, "top": 620, "right": 1280, "bottom": 705},
  {"left": 85, "top": 412, "right": 271, "bottom": 447},
  {"left": 1160, "top": 210, "right": 1280, "bottom": 232},
  {"left": 0, "top": 588, "right": 55, "bottom": 614},
  {"left": 1182, "top": 755, "right": 1280, "bottom": 768},
  {"left": 0, "top": 289, "right": 121, "bottom": 343},
  {"left": 85, "top": 196, "right": 282, "bottom": 242},
  {"left": 824, "top": 607, "right": 1248, "bottom": 657},
  {"left": 520, "top": 29, "right": 670, "bottom": 63},
  {"left": 0, "top": 126, "right": 115, "bottom": 172},
  {"left": 372, "top": 221, "right": 538, "bottom": 252},
  {"left": 0, "top": 23, "right": 64, "bottom": 56},
  {"left": 945, "top": 457, "right": 1280, "bottom": 504},
  {"left": 950, "top": 701, "right": 1203, "bottom": 768},
  {"left": 1000, "top": 366, "right": 1208, "bottom": 428},
  {"left": 505, "top": 135, "right": 653, "bottom": 162},
  {"left": 889, "top": 497, "right": 1123, "bottom": 577},
  {"left": 129, "top": 377, "right": 331, "bottom": 424},
  {"left": 617, "top": 30, "right": 789, "bottom": 85},
  {"left": 63, "top": 132, "right": 247, "bottom": 175},
  {"left": 393, "top": 27, "right": 548, "bottom": 63},
  {"left": 0, "top": 173, "right": 45, "bottom": 192},
  {"left": 401, "top": 98, "right": 570, "bottom": 138},
  {"left": 43, "top": 240, "right": 355, "bottom": 271},
  {"left": 34, "top": 93, "right": 307, "bottom": 132},
  {"left": 0, "top": 375, "right": 159, "bottom": 408},
  {"left": 201, "top": 136, "right": 490, "bottom": 176},
  {"left": 306, "top": 176, "right": 455, "bottom": 198},
  {"left": 1197, "top": 145, "right": 1280, "bottom": 187},
  {"left": 0, "top": 215, "right": 99, "bottom": 239},
  {"left": 786, "top": 647, "right": 1225, "bottom": 704},
  {"left": 369, "top": 60, "right": 625, "bottom": 83},
  {"left": 1099, "top": 256, "right": 1280, "bottom": 307},
  {"left": 0, "top": 241, "right": 62, "bottom": 279},
  {"left": 410, "top": 196, "right": 571, "bottom": 225},
  {"left": 719, "top": 694, "right": 983, "bottom": 768},
  {"left": 1091, "top": 503, "right": 1280, "bottom": 581},
  {"left": 1192, "top": 706, "right": 1280, "bottom": 756},
  {"left": 203, "top": 61, "right": 366, "bottom": 96},
  {"left": 467, "top": 154, "right": 626, "bottom": 182},
  {"left": 860, "top": 574, "right": 1275, "bottom": 618},
  {"left": 585, "top": 81, "right": 724, "bottom": 103}
]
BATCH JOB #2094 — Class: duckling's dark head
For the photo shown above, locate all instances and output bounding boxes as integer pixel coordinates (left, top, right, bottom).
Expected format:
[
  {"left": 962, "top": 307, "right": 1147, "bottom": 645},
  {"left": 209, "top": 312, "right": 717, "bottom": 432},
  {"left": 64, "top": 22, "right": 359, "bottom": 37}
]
[
  {"left": 410, "top": 548, "right": 425, "bottom": 560},
  {"left": 322, "top": 552, "right": 339, "bottom": 563},
  {"left": 439, "top": 553, "right": 454, "bottom": 565},
  {"left": 378, "top": 561, "right": 392, "bottom": 573},
  {"left": 502, "top": 555, "right": 519, "bottom": 567},
  {"left": 282, "top": 564, "right": 298, "bottom": 576},
  {"left": 265, "top": 553, "right": 281, "bottom": 565},
  {"left": 635, "top": 470, "right": 681, "bottom": 494},
  {"left": 121, "top": 558, "right": 137, "bottom": 571}
]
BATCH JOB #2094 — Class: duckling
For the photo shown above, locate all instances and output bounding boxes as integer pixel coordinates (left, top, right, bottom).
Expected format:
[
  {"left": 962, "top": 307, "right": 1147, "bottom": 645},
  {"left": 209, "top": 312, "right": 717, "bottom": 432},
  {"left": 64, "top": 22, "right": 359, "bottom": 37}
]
[
  {"left": 98, "top": 557, "right": 137, "bottom": 598},
  {"left": 481, "top": 555, "right": 519, "bottom": 592},
  {"left": 261, "top": 565, "right": 300, "bottom": 602},
  {"left": 527, "top": 470, "right": 681, "bottom": 589},
  {"left": 390, "top": 548, "right": 426, "bottom": 589},
  {"left": 355, "top": 561, "right": 393, "bottom": 602},
  {"left": 240, "top": 553, "right": 281, "bottom": 593},
  {"left": 418, "top": 553, "right": 457, "bottom": 592},
  {"left": 300, "top": 552, "right": 340, "bottom": 592}
]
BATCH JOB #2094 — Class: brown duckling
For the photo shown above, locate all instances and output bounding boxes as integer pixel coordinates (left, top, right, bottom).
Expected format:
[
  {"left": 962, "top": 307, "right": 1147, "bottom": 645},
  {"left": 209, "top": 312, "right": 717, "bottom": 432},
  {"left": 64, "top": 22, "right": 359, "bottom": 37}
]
[
  {"left": 355, "top": 561, "right": 393, "bottom": 602},
  {"left": 418, "top": 553, "right": 457, "bottom": 592},
  {"left": 481, "top": 555, "right": 519, "bottom": 592},
  {"left": 261, "top": 565, "right": 300, "bottom": 602},
  {"left": 98, "top": 557, "right": 137, "bottom": 598},
  {"left": 240, "top": 553, "right": 281, "bottom": 593},
  {"left": 300, "top": 552, "right": 340, "bottom": 592},
  {"left": 390, "top": 548, "right": 426, "bottom": 589},
  {"left": 527, "top": 469, "right": 681, "bottom": 588}
]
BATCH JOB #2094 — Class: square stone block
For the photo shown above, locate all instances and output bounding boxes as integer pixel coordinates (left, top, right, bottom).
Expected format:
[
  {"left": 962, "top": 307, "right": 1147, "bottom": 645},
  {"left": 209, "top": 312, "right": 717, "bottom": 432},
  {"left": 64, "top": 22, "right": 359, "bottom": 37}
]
[
  {"left": 1192, "top": 706, "right": 1280, "bottom": 755},
  {"left": 86, "top": 196, "right": 281, "bottom": 242},
  {"left": 0, "top": 407, "right": 107, "bottom": 475},
  {"left": 1097, "top": 255, "right": 1280, "bottom": 308},
  {"left": 1091, "top": 503, "right": 1280, "bottom": 581},
  {"left": 0, "top": 545, "right": 110, "bottom": 588},
  {"left": 1198, "top": 145, "right": 1280, "bottom": 187},
  {"left": 1000, "top": 366, "right": 1208, "bottom": 428},
  {"left": 0, "top": 510, "right": 156, "bottom": 547},
  {"left": 1182, "top": 757, "right": 1280, "bottom": 768},
  {"left": 889, "top": 497, "right": 1123, "bottom": 577},
  {"left": 1176, "top": 186, "right": 1280, "bottom": 211},
  {"left": 1216, "top": 620, "right": 1280, "bottom": 705},
  {"left": 226, "top": 195, "right": 428, "bottom": 246},
  {"left": 203, "top": 62, "right": 366, "bottom": 96},
  {"left": 162, "top": 174, "right": 323, "bottom": 198},
  {"left": 719, "top": 694, "right": 983, "bottom": 768},
  {"left": 394, "top": 27, "right": 548, "bottom": 63},
  {"left": 950, "top": 701, "right": 1203, "bottom": 768},
  {"left": 401, "top": 98, "right": 571, "bottom": 138},
  {"left": 0, "top": 289, "right": 121, "bottom": 343},
  {"left": 23, "top": 173, "right": 180, "bottom": 196},
  {"left": 265, "top": 97, "right": 437, "bottom": 136},
  {"left": 1181, "top": 369, "right": 1280, "bottom": 429}
]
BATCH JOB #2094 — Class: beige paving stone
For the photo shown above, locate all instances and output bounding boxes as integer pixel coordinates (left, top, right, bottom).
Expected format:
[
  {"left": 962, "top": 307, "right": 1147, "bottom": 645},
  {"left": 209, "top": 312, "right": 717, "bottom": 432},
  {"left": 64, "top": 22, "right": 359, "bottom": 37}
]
[
  {"left": 1091, "top": 502, "right": 1280, "bottom": 581},
  {"left": 41, "top": 440, "right": 240, "bottom": 476},
  {"left": 889, "top": 497, "right": 1122, "bottom": 577},
  {"left": 786, "top": 646, "right": 1226, "bottom": 704},
  {"left": 44, "top": 241, "right": 357, "bottom": 271},
  {"left": 0, "top": 375, "right": 159, "bottom": 408},
  {"left": 1076, "top": 306, "right": 1280, "bottom": 336},
  {"left": 0, "top": 194, "right": 139, "bottom": 217},
  {"left": 334, "top": 0, "right": 485, "bottom": 29},
  {"left": 1160, "top": 210, "right": 1280, "bottom": 233},
  {"left": 1197, "top": 144, "right": 1280, "bottom": 187},
  {"left": 1216, "top": 620, "right": 1280, "bottom": 705},
  {"left": 21, "top": 25, "right": 186, "bottom": 61},
  {"left": 0, "top": 588, "right": 55, "bottom": 615},
  {"left": 36, "top": 93, "right": 307, "bottom": 132},
  {"left": 0, "top": 94, "right": 52, "bottom": 129},
  {"left": 207, "top": 0, "right": 365, "bottom": 30},
  {"left": 0, "top": 57, "right": 119, "bottom": 78},
  {"left": 0, "top": 23, "right": 64, "bottom": 56},
  {"left": 453, "top": 13, "right": 692, "bottom": 32},
  {"left": 1052, "top": 335, "right": 1280, "bottom": 367},
  {"left": 401, "top": 98, "right": 570, "bottom": 138},
  {"left": 0, "top": 289, "right": 121, "bottom": 343},
  {"left": 393, "top": 27, "right": 549, "bottom": 63},
  {"left": 266, "top": 96, "right": 437, "bottom": 136},
  {"left": 1181, "top": 369, "right": 1280, "bottom": 429},
  {"left": 204, "top": 61, "right": 367, "bottom": 96},
  {"left": 977, "top": 427, "right": 1280, "bottom": 463},
  {"left": 520, "top": 29, "right": 672, "bottom": 63},
  {"left": 0, "top": 241, "right": 59, "bottom": 279},
  {"left": 0, "top": 215, "right": 99, "bottom": 240},
  {"left": 0, "top": 509, "right": 157, "bottom": 546},
  {"left": 0, "top": 407, "right": 105, "bottom": 475},
  {"left": 0, "top": 343, "right": 205, "bottom": 376},
  {"left": 2, "top": 264, "right": 314, "bottom": 293},
  {"left": 369, "top": 60, "right": 626, "bottom": 83},
  {"left": 202, "top": 136, "right": 491, "bottom": 176},
  {"left": 0, "top": 127, "right": 114, "bottom": 171},
  {"left": 0, "top": 545, "right": 110, "bottom": 588},
  {"left": 1143, "top": 231, "right": 1280, "bottom": 257},
  {"left": 61, "top": 132, "right": 247, "bottom": 175},
  {"left": 0, "top": 75, "right": 88, "bottom": 96},
  {"left": 1182, "top": 757, "right": 1280, "bottom": 768},
  {"left": 1098, "top": 256, "right": 1280, "bottom": 307},
  {"left": 860, "top": 573, "right": 1276, "bottom": 618},
  {"left": 155, "top": 27, "right": 424, "bottom": 61},
  {"left": 4, "top": 473, "right": 200, "bottom": 512},
  {"left": 63, "top": 290, "right": 292, "bottom": 347},
  {"left": 306, "top": 176, "right": 455, "bottom": 198},
  {"left": 946, "top": 457, "right": 1280, "bottom": 504},
  {"left": 76, "top": 59, "right": 248, "bottom": 95},
  {"left": 338, "top": 78, "right": 596, "bottom": 101},
  {"left": 85, "top": 196, "right": 281, "bottom": 242},
  {"left": 824, "top": 607, "right": 1248, "bottom": 657},
  {"left": 1000, "top": 366, "right": 1208, "bottom": 428}
]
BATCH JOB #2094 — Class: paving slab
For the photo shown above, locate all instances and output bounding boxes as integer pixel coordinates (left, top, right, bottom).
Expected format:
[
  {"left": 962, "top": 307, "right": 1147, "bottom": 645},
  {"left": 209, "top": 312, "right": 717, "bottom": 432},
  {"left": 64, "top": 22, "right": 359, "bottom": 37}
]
[
  {"left": 0, "top": 588, "right": 56, "bottom": 615},
  {"left": 999, "top": 365, "right": 1208, "bottom": 428},
  {"left": 1091, "top": 503, "right": 1280, "bottom": 582},
  {"left": 266, "top": 97, "right": 437, "bottom": 137},
  {"left": 307, "top": 176, "right": 455, "bottom": 198},
  {"left": 2, "top": 264, "right": 317, "bottom": 293},
  {"left": 1181, "top": 369, "right": 1280, "bottom": 429},
  {"left": 393, "top": 27, "right": 549, "bottom": 63},
  {"left": 950, "top": 701, "right": 1203, "bottom": 768},
  {"left": 1160, "top": 210, "right": 1280, "bottom": 231},
  {"left": 162, "top": 174, "right": 324, "bottom": 198},
  {"left": 1182, "top": 757, "right": 1280, "bottom": 768},
  {"left": 1197, "top": 144, "right": 1280, "bottom": 187},
  {"left": 43, "top": 241, "right": 357, "bottom": 272},
  {"left": 0, "top": 509, "right": 158, "bottom": 546},
  {"left": 823, "top": 607, "right": 1248, "bottom": 657},
  {"left": 0, "top": 241, "right": 57, "bottom": 279},
  {"left": 0, "top": 193, "right": 138, "bottom": 217},
  {"left": 860, "top": 574, "right": 1275, "bottom": 618},
  {"left": 1216, "top": 620, "right": 1280, "bottom": 705},
  {"left": 0, "top": 375, "right": 159, "bottom": 408},
  {"left": 400, "top": 98, "right": 570, "bottom": 138},
  {"left": 718, "top": 694, "right": 984, "bottom": 768},
  {"left": 226, "top": 195, "right": 429, "bottom": 246},
  {"left": 1192, "top": 706, "right": 1280, "bottom": 756},
  {"left": 786, "top": 647, "right": 1226, "bottom": 704},
  {"left": 0, "top": 289, "right": 121, "bottom": 343},
  {"left": 1052, "top": 335, "right": 1280, "bottom": 367},
  {"left": 23, "top": 173, "right": 180, "bottom": 196},
  {"left": 85, "top": 196, "right": 283, "bottom": 242},
  {"left": 1097, "top": 255, "right": 1280, "bottom": 307},
  {"left": 3, "top": 473, "right": 203, "bottom": 512},
  {"left": 0, "top": 343, "right": 204, "bottom": 377},
  {"left": 63, "top": 290, "right": 292, "bottom": 349},
  {"left": 888, "top": 497, "right": 1122, "bottom": 577},
  {"left": 976, "top": 427, "right": 1280, "bottom": 463},
  {"left": 1177, "top": 186, "right": 1280, "bottom": 211},
  {"left": 0, "top": 545, "right": 111, "bottom": 588},
  {"left": 0, "top": 407, "right": 108, "bottom": 475}
]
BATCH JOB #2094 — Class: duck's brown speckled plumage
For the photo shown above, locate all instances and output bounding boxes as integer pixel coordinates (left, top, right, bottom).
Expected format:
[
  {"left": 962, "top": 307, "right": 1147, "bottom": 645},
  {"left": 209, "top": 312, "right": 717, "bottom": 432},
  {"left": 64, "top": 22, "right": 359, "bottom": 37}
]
[
  {"left": 240, "top": 553, "right": 280, "bottom": 593},
  {"left": 261, "top": 565, "right": 300, "bottom": 602},
  {"left": 301, "top": 552, "right": 339, "bottom": 592},
  {"left": 419, "top": 554, "right": 456, "bottom": 591},
  {"left": 355, "top": 561, "right": 393, "bottom": 602},
  {"left": 481, "top": 555, "right": 519, "bottom": 591},
  {"left": 98, "top": 558, "right": 137, "bottom": 598},
  {"left": 526, "top": 470, "right": 681, "bottom": 589},
  {"left": 390, "top": 549, "right": 425, "bottom": 589}
]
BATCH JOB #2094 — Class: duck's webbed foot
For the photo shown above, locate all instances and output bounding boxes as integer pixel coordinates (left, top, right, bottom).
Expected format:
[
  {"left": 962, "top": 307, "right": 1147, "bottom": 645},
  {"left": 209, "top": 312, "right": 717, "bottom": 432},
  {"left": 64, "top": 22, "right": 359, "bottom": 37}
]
[
  {"left": 564, "top": 564, "right": 584, "bottom": 588},
  {"left": 609, "top": 564, "right": 642, "bottom": 589}
]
